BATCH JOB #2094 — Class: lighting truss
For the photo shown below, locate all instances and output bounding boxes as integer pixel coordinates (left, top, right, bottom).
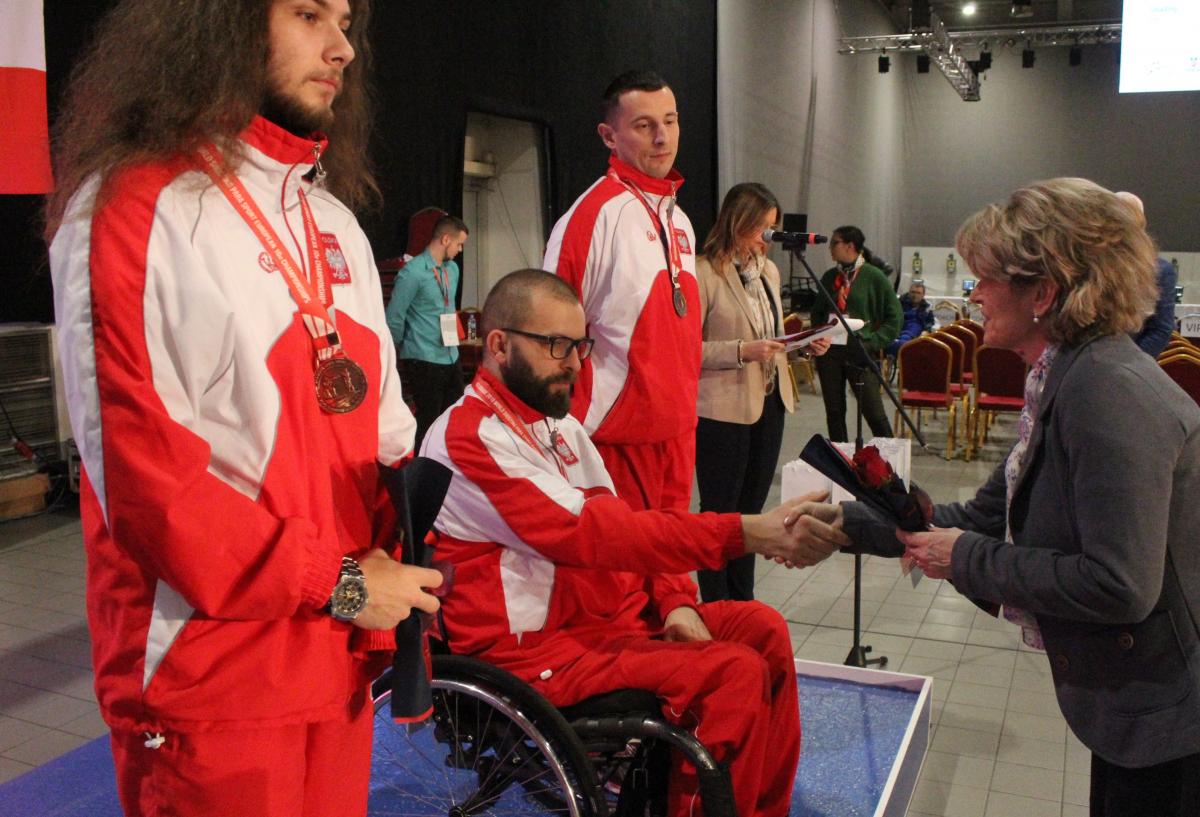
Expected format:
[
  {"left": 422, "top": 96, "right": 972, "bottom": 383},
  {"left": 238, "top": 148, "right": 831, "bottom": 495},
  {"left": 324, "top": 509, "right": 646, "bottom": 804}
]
[{"left": 839, "top": 14, "right": 1122, "bottom": 101}]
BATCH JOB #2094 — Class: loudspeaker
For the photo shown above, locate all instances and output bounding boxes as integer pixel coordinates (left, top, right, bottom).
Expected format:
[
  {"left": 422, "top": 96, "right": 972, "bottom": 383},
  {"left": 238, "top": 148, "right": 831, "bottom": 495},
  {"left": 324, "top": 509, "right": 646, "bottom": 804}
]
[{"left": 782, "top": 213, "right": 808, "bottom": 233}]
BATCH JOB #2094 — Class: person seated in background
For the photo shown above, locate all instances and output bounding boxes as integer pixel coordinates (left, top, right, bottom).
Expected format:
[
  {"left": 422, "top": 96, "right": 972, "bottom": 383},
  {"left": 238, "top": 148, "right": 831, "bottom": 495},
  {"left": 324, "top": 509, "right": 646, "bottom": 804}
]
[
  {"left": 886, "top": 281, "right": 936, "bottom": 358},
  {"left": 1117, "top": 191, "right": 1178, "bottom": 358},
  {"left": 422, "top": 268, "right": 849, "bottom": 817}
]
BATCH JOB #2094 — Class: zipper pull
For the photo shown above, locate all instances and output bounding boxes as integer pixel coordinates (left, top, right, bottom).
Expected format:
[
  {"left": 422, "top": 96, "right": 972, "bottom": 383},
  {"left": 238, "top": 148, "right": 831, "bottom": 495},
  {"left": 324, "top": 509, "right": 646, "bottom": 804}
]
[{"left": 311, "top": 142, "right": 327, "bottom": 187}]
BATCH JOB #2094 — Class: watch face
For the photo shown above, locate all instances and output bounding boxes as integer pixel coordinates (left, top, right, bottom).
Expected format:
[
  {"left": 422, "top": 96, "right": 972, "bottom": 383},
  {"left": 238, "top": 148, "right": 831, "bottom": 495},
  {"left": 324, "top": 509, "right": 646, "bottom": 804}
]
[{"left": 331, "top": 578, "right": 368, "bottom": 620}]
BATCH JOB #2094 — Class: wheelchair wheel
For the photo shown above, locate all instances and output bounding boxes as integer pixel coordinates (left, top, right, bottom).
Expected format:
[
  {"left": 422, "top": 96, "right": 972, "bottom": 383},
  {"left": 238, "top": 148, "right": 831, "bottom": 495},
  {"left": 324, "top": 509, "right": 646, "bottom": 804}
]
[{"left": 369, "top": 655, "right": 607, "bottom": 817}]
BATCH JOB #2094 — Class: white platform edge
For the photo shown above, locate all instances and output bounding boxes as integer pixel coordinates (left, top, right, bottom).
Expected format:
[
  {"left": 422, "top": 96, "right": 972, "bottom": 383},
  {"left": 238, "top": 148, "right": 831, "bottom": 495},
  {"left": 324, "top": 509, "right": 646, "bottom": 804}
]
[{"left": 794, "top": 658, "right": 933, "bottom": 817}]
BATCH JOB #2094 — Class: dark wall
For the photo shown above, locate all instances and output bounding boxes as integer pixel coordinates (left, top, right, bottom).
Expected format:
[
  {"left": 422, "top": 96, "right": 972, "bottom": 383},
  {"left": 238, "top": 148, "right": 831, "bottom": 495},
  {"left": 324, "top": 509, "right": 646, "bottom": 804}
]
[
  {"left": 363, "top": 1, "right": 717, "bottom": 257},
  {"left": 1, "top": 1, "right": 718, "bottom": 323}
]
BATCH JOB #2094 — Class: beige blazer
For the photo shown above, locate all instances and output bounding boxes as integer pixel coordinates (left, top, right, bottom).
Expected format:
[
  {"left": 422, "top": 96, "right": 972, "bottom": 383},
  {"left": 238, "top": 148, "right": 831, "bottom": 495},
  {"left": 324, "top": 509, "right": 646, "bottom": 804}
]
[{"left": 696, "top": 255, "right": 795, "bottom": 423}]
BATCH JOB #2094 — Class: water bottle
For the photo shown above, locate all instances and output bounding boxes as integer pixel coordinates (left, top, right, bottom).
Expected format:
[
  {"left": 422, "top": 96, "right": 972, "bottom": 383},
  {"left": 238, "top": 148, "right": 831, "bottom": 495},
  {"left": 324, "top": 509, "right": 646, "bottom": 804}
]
[
  {"left": 946, "top": 253, "right": 957, "bottom": 275},
  {"left": 912, "top": 251, "right": 923, "bottom": 275},
  {"left": 467, "top": 313, "right": 477, "bottom": 340}
]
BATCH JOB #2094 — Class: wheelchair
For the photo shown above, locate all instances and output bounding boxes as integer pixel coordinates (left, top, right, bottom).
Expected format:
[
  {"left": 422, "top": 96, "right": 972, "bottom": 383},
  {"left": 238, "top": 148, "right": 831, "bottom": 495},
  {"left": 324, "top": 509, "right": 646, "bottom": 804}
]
[
  {"left": 369, "top": 458, "right": 736, "bottom": 817},
  {"left": 368, "top": 645, "right": 736, "bottom": 817}
]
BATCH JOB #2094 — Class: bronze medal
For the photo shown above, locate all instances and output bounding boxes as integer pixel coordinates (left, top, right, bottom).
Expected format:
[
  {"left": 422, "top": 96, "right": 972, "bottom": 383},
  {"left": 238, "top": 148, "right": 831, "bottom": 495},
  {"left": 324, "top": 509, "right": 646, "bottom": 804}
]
[
  {"left": 314, "top": 357, "right": 368, "bottom": 414},
  {"left": 673, "top": 287, "right": 688, "bottom": 317}
]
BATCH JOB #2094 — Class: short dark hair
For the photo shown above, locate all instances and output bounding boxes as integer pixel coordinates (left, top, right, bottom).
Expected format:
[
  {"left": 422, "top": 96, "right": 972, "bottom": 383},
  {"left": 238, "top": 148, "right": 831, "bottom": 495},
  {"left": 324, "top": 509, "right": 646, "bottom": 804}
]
[
  {"left": 432, "top": 215, "right": 469, "bottom": 240},
  {"left": 833, "top": 226, "right": 866, "bottom": 254},
  {"left": 482, "top": 269, "right": 581, "bottom": 336},
  {"left": 601, "top": 70, "right": 669, "bottom": 123}
]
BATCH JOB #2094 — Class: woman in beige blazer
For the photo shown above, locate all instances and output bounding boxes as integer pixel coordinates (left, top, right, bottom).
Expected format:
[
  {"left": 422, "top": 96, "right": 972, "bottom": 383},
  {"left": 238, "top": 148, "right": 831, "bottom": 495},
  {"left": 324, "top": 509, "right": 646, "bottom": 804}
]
[{"left": 695, "top": 183, "right": 827, "bottom": 601}]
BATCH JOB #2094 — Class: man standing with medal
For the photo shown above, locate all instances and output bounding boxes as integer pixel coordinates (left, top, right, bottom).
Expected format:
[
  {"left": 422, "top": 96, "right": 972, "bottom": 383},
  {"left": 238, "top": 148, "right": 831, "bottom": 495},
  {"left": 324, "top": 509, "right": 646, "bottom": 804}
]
[
  {"left": 46, "top": 2, "right": 443, "bottom": 815},
  {"left": 544, "top": 70, "right": 699, "bottom": 516},
  {"left": 385, "top": 214, "right": 470, "bottom": 447}
]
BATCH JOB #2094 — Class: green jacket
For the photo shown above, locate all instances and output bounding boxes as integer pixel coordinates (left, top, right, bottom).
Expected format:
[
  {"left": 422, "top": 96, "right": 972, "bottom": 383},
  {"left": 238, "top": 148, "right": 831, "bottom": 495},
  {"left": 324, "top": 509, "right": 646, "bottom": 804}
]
[{"left": 809, "top": 262, "right": 903, "bottom": 354}]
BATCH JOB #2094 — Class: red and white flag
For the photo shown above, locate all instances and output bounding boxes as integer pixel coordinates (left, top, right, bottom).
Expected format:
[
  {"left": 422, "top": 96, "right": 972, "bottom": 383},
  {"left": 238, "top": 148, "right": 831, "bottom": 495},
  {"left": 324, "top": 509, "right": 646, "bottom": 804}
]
[{"left": 1, "top": 0, "right": 53, "bottom": 194}]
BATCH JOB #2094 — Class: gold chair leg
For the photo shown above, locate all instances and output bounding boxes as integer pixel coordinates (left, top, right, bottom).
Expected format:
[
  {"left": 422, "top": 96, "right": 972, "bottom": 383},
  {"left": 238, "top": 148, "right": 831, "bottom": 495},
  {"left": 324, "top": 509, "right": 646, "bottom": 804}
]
[
  {"left": 946, "top": 403, "right": 957, "bottom": 460},
  {"left": 964, "top": 403, "right": 975, "bottom": 462}
]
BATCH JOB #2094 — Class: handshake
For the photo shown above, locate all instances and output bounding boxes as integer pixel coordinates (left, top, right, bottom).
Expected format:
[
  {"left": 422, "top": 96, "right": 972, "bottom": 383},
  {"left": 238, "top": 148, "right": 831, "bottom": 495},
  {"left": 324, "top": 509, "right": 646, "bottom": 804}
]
[{"left": 740, "top": 491, "right": 847, "bottom": 569}]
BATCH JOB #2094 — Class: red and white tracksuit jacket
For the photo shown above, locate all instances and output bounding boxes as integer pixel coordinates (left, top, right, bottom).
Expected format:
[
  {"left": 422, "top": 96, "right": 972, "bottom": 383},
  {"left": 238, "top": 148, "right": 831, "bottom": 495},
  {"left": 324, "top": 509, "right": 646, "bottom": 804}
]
[
  {"left": 423, "top": 368, "right": 801, "bottom": 817},
  {"left": 543, "top": 155, "right": 701, "bottom": 446},
  {"left": 48, "top": 116, "right": 415, "bottom": 735}
]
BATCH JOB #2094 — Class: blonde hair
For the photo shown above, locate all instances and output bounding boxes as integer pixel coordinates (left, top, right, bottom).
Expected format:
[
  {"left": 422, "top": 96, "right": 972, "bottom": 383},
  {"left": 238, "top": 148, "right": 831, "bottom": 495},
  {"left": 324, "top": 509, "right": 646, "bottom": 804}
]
[
  {"left": 955, "top": 178, "right": 1159, "bottom": 346},
  {"left": 702, "top": 182, "right": 780, "bottom": 266}
]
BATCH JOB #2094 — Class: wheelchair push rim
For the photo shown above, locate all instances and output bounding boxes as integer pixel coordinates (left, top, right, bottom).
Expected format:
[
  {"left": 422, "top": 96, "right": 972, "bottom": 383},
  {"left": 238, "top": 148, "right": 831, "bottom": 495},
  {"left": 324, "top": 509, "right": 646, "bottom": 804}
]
[{"left": 369, "top": 659, "right": 606, "bottom": 817}]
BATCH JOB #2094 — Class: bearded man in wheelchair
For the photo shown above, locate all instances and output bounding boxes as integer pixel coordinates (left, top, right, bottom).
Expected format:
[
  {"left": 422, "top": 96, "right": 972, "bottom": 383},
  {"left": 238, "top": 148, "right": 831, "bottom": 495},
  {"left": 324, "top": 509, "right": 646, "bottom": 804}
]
[{"left": 407, "top": 269, "right": 848, "bottom": 817}]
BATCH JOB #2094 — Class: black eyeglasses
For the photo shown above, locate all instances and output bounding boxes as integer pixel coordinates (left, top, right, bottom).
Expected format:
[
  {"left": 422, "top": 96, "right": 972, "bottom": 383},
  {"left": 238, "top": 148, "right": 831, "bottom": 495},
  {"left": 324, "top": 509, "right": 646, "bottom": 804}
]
[{"left": 503, "top": 328, "right": 595, "bottom": 361}]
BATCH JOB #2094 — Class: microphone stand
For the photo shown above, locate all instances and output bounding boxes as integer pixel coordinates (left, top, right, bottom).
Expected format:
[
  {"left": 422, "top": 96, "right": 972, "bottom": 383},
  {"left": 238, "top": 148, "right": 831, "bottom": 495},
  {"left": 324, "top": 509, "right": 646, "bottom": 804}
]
[{"left": 785, "top": 241, "right": 927, "bottom": 670}]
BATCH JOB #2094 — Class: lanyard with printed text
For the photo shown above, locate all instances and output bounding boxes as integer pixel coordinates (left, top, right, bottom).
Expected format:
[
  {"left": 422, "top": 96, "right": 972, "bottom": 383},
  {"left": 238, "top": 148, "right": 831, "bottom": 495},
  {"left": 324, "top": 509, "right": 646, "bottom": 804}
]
[
  {"left": 433, "top": 264, "right": 450, "bottom": 307},
  {"left": 607, "top": 170, "right": 687, "bottom": 317},
  {"left": 195, "top": 143, "right": 367, "bottom": 413},
  {"left": 474, "top": 379, "right": 567, "bottom": 478}
]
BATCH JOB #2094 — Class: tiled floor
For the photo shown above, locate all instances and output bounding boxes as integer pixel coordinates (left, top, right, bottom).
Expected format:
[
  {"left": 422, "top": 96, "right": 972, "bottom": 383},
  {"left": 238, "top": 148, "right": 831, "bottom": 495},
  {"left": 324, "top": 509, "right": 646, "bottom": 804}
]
[{"left": 0, "top": 387, "right": 1091, "bottom": 816}]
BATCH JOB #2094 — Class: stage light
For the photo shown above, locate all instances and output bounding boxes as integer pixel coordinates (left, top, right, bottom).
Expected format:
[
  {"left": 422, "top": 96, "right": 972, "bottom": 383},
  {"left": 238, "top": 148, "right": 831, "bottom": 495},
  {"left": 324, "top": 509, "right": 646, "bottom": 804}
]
[
  {"left": 917, "top": 54, "right": 931, "bottom": 74},
  {"left": 1010, "top": 0, "right": 1033, "bottom": 18},
  {"left": 1022, "top": 48, "right": 1036, "bottom": 68},
  {"left": 1069, "top": 46, "right": 1082, "bottom": 66},
  {"left": 978, "top": 49, "right": 993, "bottom": 71},
  {"left": 962, "top": 2, "right": 977, "bottom": 16},
  {"left": 879, "top": 55, "right": 890, "bottom": 73}
]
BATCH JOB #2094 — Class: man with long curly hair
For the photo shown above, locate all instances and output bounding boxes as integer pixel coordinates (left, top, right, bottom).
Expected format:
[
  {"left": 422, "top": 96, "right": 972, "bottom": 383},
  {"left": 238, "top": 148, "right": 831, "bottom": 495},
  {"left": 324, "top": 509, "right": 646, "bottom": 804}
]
[{"left": 46, "top": 2, "right": 443, "bottom": 814}]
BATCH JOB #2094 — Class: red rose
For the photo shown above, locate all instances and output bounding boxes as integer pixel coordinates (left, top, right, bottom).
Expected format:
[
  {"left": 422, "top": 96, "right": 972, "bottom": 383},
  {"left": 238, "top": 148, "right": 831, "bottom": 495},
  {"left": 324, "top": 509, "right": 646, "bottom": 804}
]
[{"left": 852, "top": 446, "right": 895, "bottom": 490}]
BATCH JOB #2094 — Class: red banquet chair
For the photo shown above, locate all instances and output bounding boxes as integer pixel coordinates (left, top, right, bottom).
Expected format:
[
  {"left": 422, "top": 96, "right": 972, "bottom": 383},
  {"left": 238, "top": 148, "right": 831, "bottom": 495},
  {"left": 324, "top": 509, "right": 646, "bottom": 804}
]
[
  {"left": 895, "top": 335, "right": 959, "bottom": 459},
  {"left": 940, "top": 323, "right": 978, "bottom": 386},
  {"left": 956, "top": 318, "right": 985, "bottom": 347},
  {"left": 930, "top": 330, "right": 971, "bottom": 440},
  {"left": 1160, "top": 353, "right": 1200, "bottom": 408},
  {"left": 969, "top": 345, "right": 1027, "bottom": 459}
]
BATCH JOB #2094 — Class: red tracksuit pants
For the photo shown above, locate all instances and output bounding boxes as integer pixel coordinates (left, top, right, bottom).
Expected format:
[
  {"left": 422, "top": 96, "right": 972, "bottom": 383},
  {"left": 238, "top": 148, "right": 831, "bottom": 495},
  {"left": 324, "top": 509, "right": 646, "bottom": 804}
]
[
  {"left": 596, "top": 429, "right": 697, "bottom": 512},
  {"left": 527, "top": 600, "right": 801, "bottom": 817},
  {"left": 109, "top": 687, "right": 374, "bottom": 817}
]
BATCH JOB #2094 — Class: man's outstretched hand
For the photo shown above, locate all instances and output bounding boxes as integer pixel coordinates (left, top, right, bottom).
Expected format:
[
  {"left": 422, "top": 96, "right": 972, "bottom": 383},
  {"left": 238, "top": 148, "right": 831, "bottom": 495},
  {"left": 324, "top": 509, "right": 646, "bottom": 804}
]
[{"left": 742, "top": 492, "right": 848, "bottom": 569}]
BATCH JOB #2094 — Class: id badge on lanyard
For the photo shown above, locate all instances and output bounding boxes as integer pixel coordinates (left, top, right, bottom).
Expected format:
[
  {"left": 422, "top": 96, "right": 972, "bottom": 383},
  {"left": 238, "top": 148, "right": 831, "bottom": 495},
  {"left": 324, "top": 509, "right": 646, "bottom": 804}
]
[{"left": 439, "top": 313, "right": 460, "bottom": 347}]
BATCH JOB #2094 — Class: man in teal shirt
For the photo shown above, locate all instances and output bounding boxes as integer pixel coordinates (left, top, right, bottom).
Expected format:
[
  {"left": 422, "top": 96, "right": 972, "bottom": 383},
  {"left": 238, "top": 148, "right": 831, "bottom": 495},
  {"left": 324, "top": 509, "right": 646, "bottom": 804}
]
[
  {"left": 809, "top": 225, "right": 902, "bottom": 442},
  {"left": 385, "top": 214, "right": 470, "bottom": 445}
]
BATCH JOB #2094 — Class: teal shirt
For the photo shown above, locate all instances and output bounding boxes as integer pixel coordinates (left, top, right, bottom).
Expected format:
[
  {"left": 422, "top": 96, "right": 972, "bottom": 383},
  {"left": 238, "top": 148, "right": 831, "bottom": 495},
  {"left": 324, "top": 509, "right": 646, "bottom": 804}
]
[{"left": 384, "top": 249, "right": 459, "bottom": 364}]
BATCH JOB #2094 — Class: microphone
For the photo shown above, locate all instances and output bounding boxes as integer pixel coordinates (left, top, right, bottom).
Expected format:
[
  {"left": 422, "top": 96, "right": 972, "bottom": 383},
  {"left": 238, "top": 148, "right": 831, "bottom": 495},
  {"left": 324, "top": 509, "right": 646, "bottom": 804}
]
[{"left": 762, "top": 228, "right": 828, "bottom": 245}]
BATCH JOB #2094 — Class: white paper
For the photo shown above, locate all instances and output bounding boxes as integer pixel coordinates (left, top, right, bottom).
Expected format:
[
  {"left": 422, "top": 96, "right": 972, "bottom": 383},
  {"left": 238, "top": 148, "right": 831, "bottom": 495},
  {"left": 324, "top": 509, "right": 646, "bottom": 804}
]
[
  {"left": 775, "top": 318, "right": 865, "bottom": 352},
  {"left": 439, "top": 312, "right": 460, "bottom": 347}
]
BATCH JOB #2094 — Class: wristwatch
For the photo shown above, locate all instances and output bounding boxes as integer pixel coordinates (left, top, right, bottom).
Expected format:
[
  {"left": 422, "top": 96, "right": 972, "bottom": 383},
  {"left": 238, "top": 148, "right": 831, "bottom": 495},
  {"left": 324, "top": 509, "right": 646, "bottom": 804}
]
[{"left": 327, "top": 556, "right": 368, "bottom": 622}]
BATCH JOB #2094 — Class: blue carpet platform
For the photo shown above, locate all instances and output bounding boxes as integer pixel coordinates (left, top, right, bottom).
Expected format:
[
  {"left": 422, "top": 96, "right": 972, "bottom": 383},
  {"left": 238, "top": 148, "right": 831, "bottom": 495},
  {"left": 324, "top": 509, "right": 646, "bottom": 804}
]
[{"left": 0, "top": 661, "right": 929, "bottom": 817}]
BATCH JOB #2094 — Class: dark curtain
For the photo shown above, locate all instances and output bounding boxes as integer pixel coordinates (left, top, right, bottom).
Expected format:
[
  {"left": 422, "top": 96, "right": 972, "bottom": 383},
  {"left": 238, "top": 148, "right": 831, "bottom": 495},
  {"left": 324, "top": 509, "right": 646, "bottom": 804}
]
[{"left": 1, "top": 0, "right": 718, "bottom": 323}]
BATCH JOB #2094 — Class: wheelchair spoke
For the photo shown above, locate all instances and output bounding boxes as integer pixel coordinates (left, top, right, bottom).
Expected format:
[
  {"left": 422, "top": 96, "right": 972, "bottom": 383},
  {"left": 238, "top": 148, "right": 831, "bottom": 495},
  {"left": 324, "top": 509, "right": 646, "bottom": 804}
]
[{"left": 370, "top": 673, "right": 598, "bottom": 817}]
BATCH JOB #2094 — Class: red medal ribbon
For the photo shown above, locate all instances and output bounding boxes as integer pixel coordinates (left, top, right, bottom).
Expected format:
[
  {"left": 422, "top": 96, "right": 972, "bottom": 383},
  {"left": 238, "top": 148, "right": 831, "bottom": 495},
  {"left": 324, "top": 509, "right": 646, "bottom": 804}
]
[
  {"left": 195, "top": 143, "right": 343, "bottom": 362},
  {"left": 474, "top": 379, "right": 567, "bottom": 478},
  {"left": 607, "top": 170, "right": 685, "bottom": 303}
]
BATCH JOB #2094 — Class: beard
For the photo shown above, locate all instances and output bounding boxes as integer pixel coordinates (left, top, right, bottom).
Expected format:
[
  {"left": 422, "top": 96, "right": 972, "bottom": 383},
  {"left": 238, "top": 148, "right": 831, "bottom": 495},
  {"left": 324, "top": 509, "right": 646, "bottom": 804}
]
[
  {"left": 261, "top": 88, "right": 334, "bottom": 138},
  {"left": 502, "top": 346, "right": 575, "bottom": 419}
]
